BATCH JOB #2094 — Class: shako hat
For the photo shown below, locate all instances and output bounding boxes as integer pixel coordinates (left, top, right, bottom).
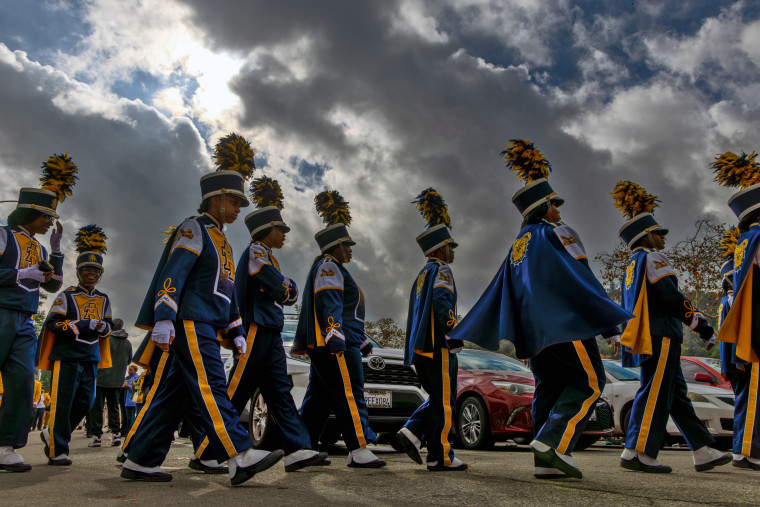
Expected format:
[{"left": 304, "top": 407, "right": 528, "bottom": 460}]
[
  {"left": 75, "top": 224, "right": 107, "bottom": 271},
  {"left": 503, "top": 139, "right": 564, "bottom": 217},
  {"left": 244, "top": 176, "right": 290, "bottom": 237},
  {"left": 611, "top": 181, "right": 668, "bottom": 249},
  {"left": 712, "top": 150, "right": 760, "bottom": 221},
  {"left": 17, "top": 153, "right": 79, "bottom": 218},
  {"left": 314, "top": 190, "right": 355, "bottom": 253},
  {"left": 720, "top": 226, "right": 739, "bottom": 284},
  {"left": 413, "top": 188, "right": 457, "bottom": 255},
  {"left": 200, "top": 133, "right": 254, "bottom": 207}
]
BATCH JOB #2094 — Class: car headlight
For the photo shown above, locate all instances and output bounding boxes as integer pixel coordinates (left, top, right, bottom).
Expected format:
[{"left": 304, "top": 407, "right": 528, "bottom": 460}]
[
  {"left": 491, "top": 381, "right": 535, "bottom": 395},
  {"left": 686, "top": 392, "right": 713, "bottom": 405}
]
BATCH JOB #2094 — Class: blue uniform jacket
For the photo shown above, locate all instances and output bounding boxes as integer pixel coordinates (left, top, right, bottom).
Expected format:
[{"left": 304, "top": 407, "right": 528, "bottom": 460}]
[
  {"left": 293, "top": 254, "right": 368, "bottom": 353},
  {"left": 621, "top": 247, "right": 706, "bottom": 367},
  {"left": 718, "top": 223, "right": 760, "bottom": 363},
  {"left": 718, "top": 291, "right": 744, "bottom": 375},
  {"left": 235, "top": 241, "right": 298, "bottom": 331},
  {"left": 404, "top": 258, "right": 457, "bottom": 366},
  {"left": 448, "top": 220, "right": 630, "bottom": 359},
  {"left": 0, "top": 225, "right": 63, "bottom": 313},
  {"left": 135, "top": 213, "right": 244, "bottom": 341},
  {"left": 37, "top": 285, "right": 113, "bottom": 369}
]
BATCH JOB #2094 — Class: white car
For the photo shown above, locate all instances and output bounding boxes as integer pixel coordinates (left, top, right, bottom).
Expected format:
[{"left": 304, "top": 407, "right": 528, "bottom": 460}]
[{"left": 602, "top": 360, "right": 735, "bottom": 448}]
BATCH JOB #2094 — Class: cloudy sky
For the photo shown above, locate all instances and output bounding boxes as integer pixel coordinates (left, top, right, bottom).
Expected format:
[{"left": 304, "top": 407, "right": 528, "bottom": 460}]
[{"left": 2, "top": 0, "right": 759, "bottom": 343}]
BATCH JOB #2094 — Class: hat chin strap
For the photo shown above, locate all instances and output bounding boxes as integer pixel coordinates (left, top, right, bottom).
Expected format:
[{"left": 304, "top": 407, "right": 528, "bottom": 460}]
[
  {"left": 220, "top": 194, "right": 227, "bottom": 230},
  {"left": 646, "top": 231, "right": 660, "bottom": 251}
]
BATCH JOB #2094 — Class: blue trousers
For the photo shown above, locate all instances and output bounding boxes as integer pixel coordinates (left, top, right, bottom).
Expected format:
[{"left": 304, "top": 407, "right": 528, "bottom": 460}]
[
  {"left": 403, "top": 348, "right": 458, "bottom": 464},
  {"left": 48, "top": 360, "right": 97, "bottom": 458},
  {"left": 529, "top": 338, "right": 605, "bottom": 455},
  {"left": 731, "top": 362, "right": 760, "bottom": 458},
  {"left": 196, "top": 324, "right": 311, "bottom": 457},
  {"left": 625, "top": 335, "right": 713, "bottom": 457},
  {"left": 300, "top": 347, "right": 371, "bottom": 451},
  {"left": 124, "top": 321, "right": 252, "bottom": 467},
  {"left": 0, "top": 308, "right": 36, "bottom": 448}
]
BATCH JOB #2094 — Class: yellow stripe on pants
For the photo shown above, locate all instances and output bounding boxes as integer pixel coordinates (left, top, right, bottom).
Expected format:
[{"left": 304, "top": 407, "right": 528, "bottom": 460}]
[
  {"left": 742, "top": 362, "right": 759, "bottom": 456},
  {"left": 48, "top": 361, "right": 61, "bottom": 458},
  {"left": 184, "top": 320, "right": 237, "bottom": 457},
  {"left": 336, "top": 352, "right": 366, "bottom": 448},
  {"left": 636, "top": 337, "right": 671, "bottom": 453},
  {"left": 557, "top": 341, "right": 601, "bottom": 454},
  {"left": 441, "top": 351, "right": 452, "bottom": 466},
  {"left": 122, "top": 351, "right": 170, "bottom": 451}
]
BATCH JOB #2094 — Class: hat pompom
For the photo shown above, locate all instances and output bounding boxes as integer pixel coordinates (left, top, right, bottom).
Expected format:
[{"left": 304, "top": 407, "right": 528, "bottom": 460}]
[
  {"left": 40, "top": 153, "right": 78, "bottom": 202},
  {"left": 75, "top": 224, "right": 107, "bottom": 254},
  {"left": 213, "top": 133, "right": 255, "bottom": 179},
  {"left": 501, "top": 139, "right": 551, "bottom": 183},
  {"left": 251, "top": 176, "right": 284, "bottom": 210},
  {"left": 315, "top": 190, "right": 351, "bottom": 226},
  {"left": 711, "top": 151, "right": 760, "bottom": 189},
  {"left": 413, "top": 188, "right": 451, "bottom": 229},
  {"left": 721, "top": 226, "right": 740, "bottom": 258},
  {"left": 611, "top": 181, "right": 660, "bottom": 220}
]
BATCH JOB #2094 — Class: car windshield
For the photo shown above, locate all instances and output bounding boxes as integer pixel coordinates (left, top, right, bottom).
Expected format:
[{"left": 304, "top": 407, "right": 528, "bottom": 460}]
[
  {"left": 280, "top": 318, "right": 381, "bottom": 348},
  {"left": 458, "top": 350, "right": 531, "bottom": 372},
  {"left": 690, "top": 357, "right": 722, "bottom": 371},
  {"left": 603, "top": 361, "right": 640, "bottom": 381}
]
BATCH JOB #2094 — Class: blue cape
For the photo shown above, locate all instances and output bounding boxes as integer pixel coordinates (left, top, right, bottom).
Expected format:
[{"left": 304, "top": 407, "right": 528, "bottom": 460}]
[
  {"left": 620, "top": 247, "right": 652, "bottom": 367},
  {"left": 448, "top": 222, "right": 632, "bottom": 359},
  {"left": 718, "top": 225, "right": 760, "bottom": 363}
]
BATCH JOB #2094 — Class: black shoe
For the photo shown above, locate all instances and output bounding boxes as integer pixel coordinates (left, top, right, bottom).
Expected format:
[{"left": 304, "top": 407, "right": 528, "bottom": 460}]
[
  {"left": 695, "top": 452, "right": 732, "bottom": 472},
  {"left": 732, "top": 458, "right": 760, "bottom": 471},
  {"left": 0, "top": 462, "right": 32, "bottom": 472},
  {"left": 48, "top": 456, "right": 72, "bottom": 466},
  {"left": 121, "top": 467, "right": 173, "bottom": 482},
  {"left": 285, "top": 451, "right": 330, "bottom": 472},
  {"left": 116, "top": 454, "right": 127, "bottom": 464},
  {"left": 396, "top": 430, "right": 422, "bottom": 465},
  {"left": 427, "top": 461, "right": 468, "bottom": 472},
  {"left": 188, "top": 457, "right": 228, "bottom": 474},
  {"left": 531, "top": 445, "right": 582, "bottom": 479},
  {"left": 347, "top": 458, "right": 386, "bottom": 468},
  {"left": 40, "top": 431, "right": 50, "bottom": 458},
  {"left": 620, "top": 456, "right": 672, "bottom": 473},
  {"left": 230, "top": 449, "right": 284, "bottom": 486}
]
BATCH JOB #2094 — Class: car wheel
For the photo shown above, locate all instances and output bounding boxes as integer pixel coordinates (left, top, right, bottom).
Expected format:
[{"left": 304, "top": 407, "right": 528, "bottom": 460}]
[
  {"left": 248, "top": 388, "right": 278, "bottom": 450},
  {"left": 458, "top": 396, "right": 494, "bottom": 450},
  {"left": 573, "top": 435, "right": 599, "bottom": 451},
  {"left": 620, "top": 405, "right": 632, "bottom": 437}
]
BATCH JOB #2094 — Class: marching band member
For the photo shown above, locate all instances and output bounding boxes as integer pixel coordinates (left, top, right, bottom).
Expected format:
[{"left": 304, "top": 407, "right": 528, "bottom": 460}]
[
  {"left": 0, "top": 154, "right": 73, "bottom": 472},
  {"left": 121, "top": 134, "right": 282, "bottom": 485},
  {"left": 194, "top": 175, "right": 328, "bottom": 472},
  {"left": 294, "top": 190, "right": 384, "bottom": 468},
  {"left": 714, "top": 152, "right": 760, "bottom": 470},
  {"left": 612, "top": 181, "right": 730, "bottom": 473},
  {"left": 396, "top": 188, "right": 467, "bottom": 471},
  {"left": 448, "top": 140, "right": 630, "bottom": 479},
  {"left": 38, "top": 225, "right": 113, "bottom": 465}
]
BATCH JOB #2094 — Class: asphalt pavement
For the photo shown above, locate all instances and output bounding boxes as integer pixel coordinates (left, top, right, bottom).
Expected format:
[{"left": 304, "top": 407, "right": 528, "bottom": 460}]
[{"left": 0, "top": 432, "right": 756, "bottom": 506}]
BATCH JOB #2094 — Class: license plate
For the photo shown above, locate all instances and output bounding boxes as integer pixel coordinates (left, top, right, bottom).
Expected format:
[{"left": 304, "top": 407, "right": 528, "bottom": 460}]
[{"left": 365, "top": 390, "right": 392, "bottom": 408}]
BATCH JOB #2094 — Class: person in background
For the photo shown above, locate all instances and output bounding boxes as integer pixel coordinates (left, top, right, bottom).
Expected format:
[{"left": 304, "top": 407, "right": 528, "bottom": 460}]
[
  {"left": 87, "top": 318, "right": 132, "bottom": 448},
  {"left": 30, "top": 379, "right": 45, "bottom": 431},
  {"left": 42, "top": 390, "right": 51, "bottom": 429}
]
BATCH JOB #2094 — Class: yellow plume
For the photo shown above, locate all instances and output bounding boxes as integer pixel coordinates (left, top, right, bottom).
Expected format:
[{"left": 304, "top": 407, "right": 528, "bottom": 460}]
[{"left": 611, "top": 181, "right": 660, "bottom": 220}]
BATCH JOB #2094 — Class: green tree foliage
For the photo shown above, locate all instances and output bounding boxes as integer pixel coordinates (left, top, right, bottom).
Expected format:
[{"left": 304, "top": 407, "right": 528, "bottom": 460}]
[{"left": 364, "top": 317, "right": 405, "bottom": 349}]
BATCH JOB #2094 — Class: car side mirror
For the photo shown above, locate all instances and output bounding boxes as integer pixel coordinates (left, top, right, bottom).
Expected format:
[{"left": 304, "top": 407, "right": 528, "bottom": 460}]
[{"left": 693, "top": 372, "right": 713, "bottom": 383}]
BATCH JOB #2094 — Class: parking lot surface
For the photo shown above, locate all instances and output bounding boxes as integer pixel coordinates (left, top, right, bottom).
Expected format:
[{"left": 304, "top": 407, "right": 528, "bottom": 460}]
[{"left": 0, "top": 434, "right": 754, "bottom": 506}]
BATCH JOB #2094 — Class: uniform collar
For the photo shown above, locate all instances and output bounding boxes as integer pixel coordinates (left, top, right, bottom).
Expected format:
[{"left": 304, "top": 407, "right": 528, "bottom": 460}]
[
  {"left": 202, "top": 212, "right": 222, "bottom": 229},
  {"left": 77, "top": 284, "right": 96, "bottom": 295},
  {"left": 426, "top": 257, "right": 447, "bottom": 267},
  {"left": 253, "top": 241, "right": 271, "bottom": 253},
  {"left": 323, "top": 253, "right": 340, "bottom": 265},
  {"left": 16, "top": 225, "right": 33, "bottom": 237}
]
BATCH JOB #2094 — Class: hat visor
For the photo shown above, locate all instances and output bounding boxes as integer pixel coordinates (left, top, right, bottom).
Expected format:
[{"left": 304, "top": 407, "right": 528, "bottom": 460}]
[
  {"left": 651, "top": 227, "right": 668, "bottom": 236},
  {"left": 551, "top": 196, "right": 565, "bottom": 207}
]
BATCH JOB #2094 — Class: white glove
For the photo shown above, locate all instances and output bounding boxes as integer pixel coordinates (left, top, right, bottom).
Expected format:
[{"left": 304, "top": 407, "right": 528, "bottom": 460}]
[
  {"left": 96, "top": 321, "right": 110, "bottom": 335},
  {"left": 89, "top": 319, "right": 99, "bottom": 330},
  {"left": 449, "top": 347, "right": 463, "bottom": 354},
  {"left": 151, "top": 320, "right": 175, "bottom": 344},
  {"left": 234, "top": 336, "right": 247, "bottom": 355},
  {"left": 50, "top": 227, "right": 62, "bottom": 253},
  {"left": 18, "top": 265, "right": 47, "bottom": 283}
]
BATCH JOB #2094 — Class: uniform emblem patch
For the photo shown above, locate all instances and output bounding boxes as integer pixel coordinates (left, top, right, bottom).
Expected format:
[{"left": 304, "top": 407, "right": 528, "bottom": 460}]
[
  {"left": 735, "top": 239, "right": 748, "bottom": 270},
  {"left": 320, "top": 268, "right": 335, "bottom": 277},
  {"left": 625, "top": 260, "right": 636, "bottom": 289},
  {"left": 510, "top": 233, "right": 531, "bottom": 266},
  {"left": 560, "top": 235, "right": 576, "bottom": 246},
  {"left": 415, "top": 273, "right": 425, "bottom": 298},
  {"left": 439, "top": 273, "right": 452, "bottom": 283},
  {"left": 180, "top": 229, "right": 194, "bottom": 240},
  {"left": 653, "top": 260, "right": 668, "bottom": 270},
  {"left": 88, "top": 254, "right": 97, "bottom": 262},
  {"left": 253, "top": 251, "right": 266, "bottom": 259},
  {"left": 54, "top": 298, "right": 63, "bottom": 307}
]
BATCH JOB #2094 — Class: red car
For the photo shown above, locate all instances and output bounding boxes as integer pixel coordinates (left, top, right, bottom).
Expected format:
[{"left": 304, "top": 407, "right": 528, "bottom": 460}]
[
  {"left": 681, "top": 356, "right": 732, "bottom": 390},
  {"left": 455, "top": 349, "right": 614, "bottom": 450}
]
